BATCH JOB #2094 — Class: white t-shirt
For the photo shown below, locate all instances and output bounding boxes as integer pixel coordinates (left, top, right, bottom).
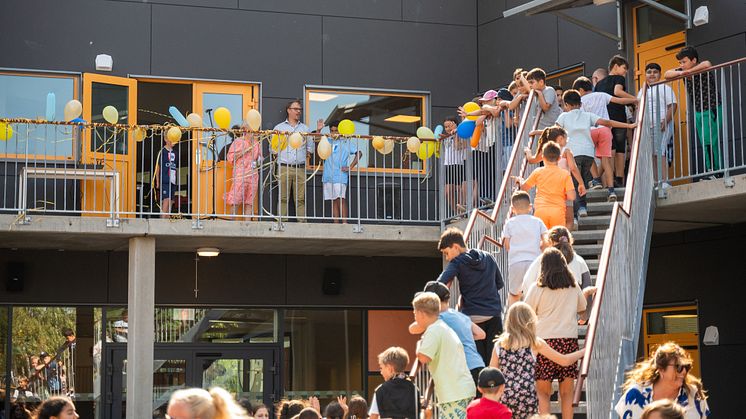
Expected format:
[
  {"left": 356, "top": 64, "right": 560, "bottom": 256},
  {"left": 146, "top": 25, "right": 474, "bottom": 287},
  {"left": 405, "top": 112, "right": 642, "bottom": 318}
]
[
  {"left": 581, "top": 92, "right": 611, "bottom": 121},
  {"left": 524, "top": 282, "right": 586, "bottom": 339},
  {"left": 556, "top": 109, "right": 600, "bottom": 158},
  {"left": 502, "top": 214, "right": 547, "bottom": 265},
  {"left": 418, "top": 319, "right": 476, "bottom": 403},
  {"left": 640, "top": 84, "right": 677, "bottom": 122},
  {"left": 521, "top": 251, "right": 591, "bottom": 294},
  {"left": 442, "top": 135, "right": 466, "bottom": 165}
]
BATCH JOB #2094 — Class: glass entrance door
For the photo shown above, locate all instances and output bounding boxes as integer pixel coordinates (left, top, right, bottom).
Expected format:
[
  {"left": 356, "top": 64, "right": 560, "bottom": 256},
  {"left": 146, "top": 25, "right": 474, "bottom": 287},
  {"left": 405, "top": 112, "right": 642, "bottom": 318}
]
[{"left": 106, "top": 346, "right": 275, "bottom": 419}]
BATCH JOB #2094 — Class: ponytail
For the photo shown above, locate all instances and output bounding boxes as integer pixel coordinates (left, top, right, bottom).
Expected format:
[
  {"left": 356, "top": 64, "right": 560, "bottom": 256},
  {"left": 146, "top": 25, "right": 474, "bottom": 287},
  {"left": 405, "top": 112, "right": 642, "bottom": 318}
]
[
  {"left": 547, "top": 225, "right": 574, "bottom": 263},
  {"left": 209, "top": 387, "right": 250, "bottom": 419}
]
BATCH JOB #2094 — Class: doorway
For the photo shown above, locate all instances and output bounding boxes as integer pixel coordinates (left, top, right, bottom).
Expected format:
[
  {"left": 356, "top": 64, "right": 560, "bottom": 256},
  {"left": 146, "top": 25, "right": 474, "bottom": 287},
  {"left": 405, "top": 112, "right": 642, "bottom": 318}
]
[
  {"left": 106, "top": 345, "right": 277, "bottom": 419},
  {"left": 642, "top": 304, "right": 701, "bottom": 378}
]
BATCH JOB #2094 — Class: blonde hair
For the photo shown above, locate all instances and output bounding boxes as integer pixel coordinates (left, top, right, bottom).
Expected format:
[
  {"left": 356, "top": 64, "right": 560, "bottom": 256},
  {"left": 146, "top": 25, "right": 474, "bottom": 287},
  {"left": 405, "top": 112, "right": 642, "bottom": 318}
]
[
  {"left": 412, "top": 292, "right": 440, "bottom": 316},
  {"left": 377, "top": 347, "right": 409, "bottom": 373},
  {"left": 497, "top": 302, "right": 538, "bottom": 351},
  {"left": 622, "top": 342, "right": 707, "bottom": 400},
  {"left": 168, "top": 387, "right": 249, "bottom": 419},
  {"left": 640, "top": 399, "right": 685, "bottom": 419}
]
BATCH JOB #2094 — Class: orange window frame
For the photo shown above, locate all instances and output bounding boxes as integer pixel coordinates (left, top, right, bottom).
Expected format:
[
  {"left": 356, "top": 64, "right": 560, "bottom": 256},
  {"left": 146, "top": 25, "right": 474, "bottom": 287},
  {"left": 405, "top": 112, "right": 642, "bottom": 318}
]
[
  {"left": 0, "top": 70, "right": 80, "bottom": 161},
  {"left": 304, "top": 87, "right": 430, "bottom": 175},
  {"left": 545, "top": 64, "right": 585, "bottom": 89}
]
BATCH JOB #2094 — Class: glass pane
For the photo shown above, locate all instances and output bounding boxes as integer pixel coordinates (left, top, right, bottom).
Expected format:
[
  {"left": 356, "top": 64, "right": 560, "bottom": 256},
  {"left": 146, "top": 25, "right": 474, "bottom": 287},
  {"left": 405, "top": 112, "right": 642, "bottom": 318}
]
[
  {"left": 201, "top": 93, "right": 243, "bottom": 162},
  {"left": 91, "top": 82, "right": 129, "bottom": 154},
  {"left": 0, "top": 74, "right": 75, "bottom": 156},
  {"left": 307, "top": 90, "right": 425, "bottom": 169},
  {"left": 0, "top": 307, "right": 7, "bottom": 403},
  {"left": 152, "top": 359, "right": 188, "bottom": 418},
  {"left": 202, "top": 358, "right": 245, "bottom": 396},
  {"left": 105, "top": 307, "right": 129, "bottom": 342},
  {"left": 646, "top": 308, "right": 698, "bottom": 335},
  {"left": 546, "top": 67, "right": 584, "bottom": 90},
  {"left": 283, "top": 310, "right": 363, "bottom": 399},
  {"left": 154, "top": 308, "right": 277, "bottom": 344},
  {"left": 636, "top": 0, "right": 686, "bottom": 44}
]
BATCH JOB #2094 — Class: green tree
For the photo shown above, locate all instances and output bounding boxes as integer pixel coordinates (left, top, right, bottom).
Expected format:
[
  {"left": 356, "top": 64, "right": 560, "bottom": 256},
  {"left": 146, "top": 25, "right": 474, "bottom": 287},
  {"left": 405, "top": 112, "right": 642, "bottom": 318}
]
[{"left": 11, "top": 307, "right": 75, "bottom": 376}]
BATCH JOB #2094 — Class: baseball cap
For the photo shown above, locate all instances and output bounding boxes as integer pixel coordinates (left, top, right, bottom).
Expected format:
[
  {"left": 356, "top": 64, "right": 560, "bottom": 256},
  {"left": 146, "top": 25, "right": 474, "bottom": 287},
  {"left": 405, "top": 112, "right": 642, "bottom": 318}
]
[
  {"left": 478, "top": 89, "right": 499, "bottom": 102},
  {"left": 496, "top": 88, "right": 513, "bottom": 101},
  {"left": 113, "top": 320, "right": 128, "bottom": 328},
  {"left": 423, "top": 281, "right": 450, "bottom": 302},
  {"left": 478, "top": 367, "right": 506, "bottom": 388},
  {"left": 39, "top": 351, "right": 49, "bottom": 358}
]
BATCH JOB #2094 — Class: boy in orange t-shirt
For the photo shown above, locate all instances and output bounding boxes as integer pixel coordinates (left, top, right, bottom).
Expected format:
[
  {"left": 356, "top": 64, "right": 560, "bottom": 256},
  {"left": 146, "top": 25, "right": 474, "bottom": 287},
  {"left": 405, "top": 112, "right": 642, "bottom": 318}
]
[{"left": 513, "top": 141, "right": 576, "bottom": 229}]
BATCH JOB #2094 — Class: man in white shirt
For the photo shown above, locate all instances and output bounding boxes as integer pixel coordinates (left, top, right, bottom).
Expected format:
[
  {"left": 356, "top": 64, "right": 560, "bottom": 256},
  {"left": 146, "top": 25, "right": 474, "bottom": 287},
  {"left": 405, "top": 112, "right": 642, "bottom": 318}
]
[{"left": 271, "top": 100, "right": 321, "bottom": 222}]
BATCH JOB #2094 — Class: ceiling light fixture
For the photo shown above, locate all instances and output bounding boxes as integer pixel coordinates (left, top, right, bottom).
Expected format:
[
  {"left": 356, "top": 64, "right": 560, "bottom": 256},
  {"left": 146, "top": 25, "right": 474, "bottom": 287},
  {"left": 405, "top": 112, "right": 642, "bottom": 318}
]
[
  {"left": 309, "top": 92, "right": 339, "bottom": 102},
  {"left": 385, "top": 115, "right": 421, "bottom": 123},
  {"left": 197, "top": 247, "right": 220, "bottom": 257}
]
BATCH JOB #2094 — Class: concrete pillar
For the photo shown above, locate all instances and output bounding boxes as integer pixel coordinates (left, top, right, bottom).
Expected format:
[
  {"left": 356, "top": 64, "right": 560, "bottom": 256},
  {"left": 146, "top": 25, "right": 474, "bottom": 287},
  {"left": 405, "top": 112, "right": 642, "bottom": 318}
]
[{"left": 127, "top": 237, "right": 155, "bottom": 419}]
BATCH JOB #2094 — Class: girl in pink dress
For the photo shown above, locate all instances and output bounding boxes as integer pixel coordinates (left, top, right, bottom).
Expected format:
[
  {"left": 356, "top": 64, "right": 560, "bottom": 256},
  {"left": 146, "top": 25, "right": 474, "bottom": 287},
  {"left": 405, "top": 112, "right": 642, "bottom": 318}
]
[{"left": 225, "top": 124, "right": 262, "bottom": 218}]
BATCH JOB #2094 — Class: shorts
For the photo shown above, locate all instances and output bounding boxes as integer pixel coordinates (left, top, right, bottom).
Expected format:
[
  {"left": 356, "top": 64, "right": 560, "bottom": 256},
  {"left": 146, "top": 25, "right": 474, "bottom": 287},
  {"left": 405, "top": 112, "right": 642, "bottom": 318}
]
[
  {"left": 445, "top": 164, "right": 464, "bottom": 185},
  {"left": 323, "top": 183, "right": 347, "bottom": 200},
  {"left": 160, "top": 181, "right": 175, "bottom": 201},
  {"left": 437, "top": 397, "right": 471, "bottom": 419},
  {"left": 534, "top": 206, "right": 565, "bottom": 229},
  {"left": 611, "top": 127, "right": 627, "bottom": 153},
  {"left": 536, "top": 338, "right": 579, "bottom": 381},
  {"left": 591, "top": 127, "right": 613, "bottom": 158},
  {"left": 508, "top": 260, "right": 533, "bottom": 295}
]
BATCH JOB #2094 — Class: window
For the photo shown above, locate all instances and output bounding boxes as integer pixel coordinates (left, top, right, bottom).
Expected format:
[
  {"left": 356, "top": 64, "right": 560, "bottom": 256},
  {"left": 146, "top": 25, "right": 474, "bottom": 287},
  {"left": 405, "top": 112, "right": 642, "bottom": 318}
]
[
  {"left": 635, "top": 0, "right": 686, "bottom": 45},
  {"left": 0, "top": 71, "right": 78, "bottom": 158},
  {"left": 283, "top": 309, "right": 363, "bottom": 399},
  {"left": 305, "top": 86, "right": 429, "bottom": 173},
  {"left": 546, "top": 64, "right": 585, "bottom": 90}
]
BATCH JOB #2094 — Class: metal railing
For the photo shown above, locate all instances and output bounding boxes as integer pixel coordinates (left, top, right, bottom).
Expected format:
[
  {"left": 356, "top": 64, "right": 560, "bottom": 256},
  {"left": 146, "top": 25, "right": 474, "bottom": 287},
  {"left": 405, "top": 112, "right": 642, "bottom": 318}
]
[
  {"left": 0, "top": 120, "right": 442, "bottom": 227},
  {"left": 572, "top": 82, "right": 657, "bottom": 418},
  {"left": 649, "top": 57, "right": 746, "bottom": 188}
]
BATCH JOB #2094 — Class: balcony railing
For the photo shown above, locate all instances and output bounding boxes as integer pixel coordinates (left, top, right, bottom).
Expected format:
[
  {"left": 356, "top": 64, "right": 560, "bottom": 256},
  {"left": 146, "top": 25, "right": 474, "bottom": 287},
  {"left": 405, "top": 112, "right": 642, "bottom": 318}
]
[{"left": 649, "top": 57, "right": 746, "bottom": 189}]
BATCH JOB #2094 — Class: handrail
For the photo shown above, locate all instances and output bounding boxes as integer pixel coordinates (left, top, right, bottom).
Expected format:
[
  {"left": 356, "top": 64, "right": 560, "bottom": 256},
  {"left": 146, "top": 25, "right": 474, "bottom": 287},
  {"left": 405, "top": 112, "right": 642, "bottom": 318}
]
[{"left": 651, "top": 56, "right": 746, "bottom": 85}]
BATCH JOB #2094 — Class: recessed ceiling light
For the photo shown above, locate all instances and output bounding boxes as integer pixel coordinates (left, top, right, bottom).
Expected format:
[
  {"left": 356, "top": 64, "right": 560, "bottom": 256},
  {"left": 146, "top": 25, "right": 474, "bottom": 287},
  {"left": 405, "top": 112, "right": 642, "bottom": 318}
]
[
  {"left": 309, "top": 92, "right": 339, "bottom": 102},
  {"left": 197, "top": 247, "right": 220, "bottom": 257},
  {"left": 385, "top": 115, "right": 421, "bottom": 123}
]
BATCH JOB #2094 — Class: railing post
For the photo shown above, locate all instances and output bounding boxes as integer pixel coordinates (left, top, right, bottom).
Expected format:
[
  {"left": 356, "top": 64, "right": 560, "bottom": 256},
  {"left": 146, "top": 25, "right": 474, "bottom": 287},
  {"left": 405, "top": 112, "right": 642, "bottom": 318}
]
[{"left": 438, "top": 139, "right": 446, "bottom": 227}]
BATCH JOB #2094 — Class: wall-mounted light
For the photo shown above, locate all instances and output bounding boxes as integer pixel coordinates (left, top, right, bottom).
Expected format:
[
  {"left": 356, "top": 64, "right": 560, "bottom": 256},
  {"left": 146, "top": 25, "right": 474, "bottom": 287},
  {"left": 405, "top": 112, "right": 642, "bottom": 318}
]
[
  {"left": 95, "top": 54, "right": 113, "bottom": 72},
  {"left": 196, "top": 247, "right": 220, "bottom": 257}
]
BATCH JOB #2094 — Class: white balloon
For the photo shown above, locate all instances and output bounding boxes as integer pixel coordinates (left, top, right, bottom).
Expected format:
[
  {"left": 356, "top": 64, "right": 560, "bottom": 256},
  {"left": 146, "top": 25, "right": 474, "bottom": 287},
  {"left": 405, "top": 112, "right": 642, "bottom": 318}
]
[
  {"left": 289, "top": 132, "right": 303, "bottom": 149},
  {"left": 379, "top": 139, "right": 395, "bottom": 155},
  {"left": 186, "top": 113, "right": 202, "bottom": 127},
  {"left": 317, "top": 136, "right": 332, "bottom": 160},
  {"left": 406, "top": 136, "right": 421, "bottom": 153},
  {"left": 246, "top": 109, "right": 262, "bottom": 131}
]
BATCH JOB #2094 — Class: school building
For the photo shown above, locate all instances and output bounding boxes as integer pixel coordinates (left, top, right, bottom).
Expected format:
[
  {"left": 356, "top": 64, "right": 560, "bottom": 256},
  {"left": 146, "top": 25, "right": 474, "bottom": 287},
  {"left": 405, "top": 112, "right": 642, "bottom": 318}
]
[{"left": 1, "top": 0, "right": 745, "bottom": 417}]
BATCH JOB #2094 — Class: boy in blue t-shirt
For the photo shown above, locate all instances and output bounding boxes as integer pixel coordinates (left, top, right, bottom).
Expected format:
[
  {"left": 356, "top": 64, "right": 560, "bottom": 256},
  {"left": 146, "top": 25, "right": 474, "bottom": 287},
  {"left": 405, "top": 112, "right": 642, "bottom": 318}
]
[
  {"left": 322, "top": 121, "right": 362, "bottom": 224},
  {"left": 154, "top": 135, "right": 178, "bottom": 218}
]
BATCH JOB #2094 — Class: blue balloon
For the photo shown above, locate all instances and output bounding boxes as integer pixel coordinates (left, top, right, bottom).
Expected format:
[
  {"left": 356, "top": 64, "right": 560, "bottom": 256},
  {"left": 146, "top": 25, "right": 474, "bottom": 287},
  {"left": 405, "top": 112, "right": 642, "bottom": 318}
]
[
  {"left": 169, "top": 106, "right": 189, "bottom": 127},
  {"left": 70, "top": 118, "right": 87, "bottom": 123},
  {"left": 433, "top": 124, "right": 444, "bottom": 138},
  {"left": 457, "top": 120, "right": 476, "bottom": 139},
  {"left": 45, "top": 93, "right": 56, "bottom": 121}
]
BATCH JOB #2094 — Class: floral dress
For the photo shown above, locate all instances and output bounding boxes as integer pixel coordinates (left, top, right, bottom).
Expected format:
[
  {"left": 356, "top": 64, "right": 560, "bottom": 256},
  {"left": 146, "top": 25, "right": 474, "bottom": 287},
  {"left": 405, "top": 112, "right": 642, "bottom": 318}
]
[
  {"left": 225, "top": 135, "right": 262, "bottom": 205},
  {"left": 497, "top": 345, "right": 538, "bottom": 419}
]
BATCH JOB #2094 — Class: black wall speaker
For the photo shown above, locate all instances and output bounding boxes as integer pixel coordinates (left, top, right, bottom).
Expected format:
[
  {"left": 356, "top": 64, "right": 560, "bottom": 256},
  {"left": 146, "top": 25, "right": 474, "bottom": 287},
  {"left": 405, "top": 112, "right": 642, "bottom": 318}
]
[
  {"left": 322, "top": 268, "right": 341, "bottom": 295},
  {"left": 6, "top": 262, "right": 24, "bottom": 292}
]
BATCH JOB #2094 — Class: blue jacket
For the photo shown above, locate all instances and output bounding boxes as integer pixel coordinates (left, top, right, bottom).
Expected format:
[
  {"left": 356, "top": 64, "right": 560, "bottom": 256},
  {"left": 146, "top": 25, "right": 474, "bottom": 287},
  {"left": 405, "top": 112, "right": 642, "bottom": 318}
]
[{"left": 437, "top": 249, "right": 504, "bottom": 317}]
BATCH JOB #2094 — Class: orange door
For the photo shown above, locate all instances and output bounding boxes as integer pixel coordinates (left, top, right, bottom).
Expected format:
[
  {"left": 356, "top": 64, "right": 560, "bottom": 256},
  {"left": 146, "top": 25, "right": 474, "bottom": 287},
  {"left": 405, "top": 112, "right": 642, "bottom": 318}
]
[
  {"left": 191, "top": 83, "right": 258, "bottom": 217},
  {"left": 82, "top": 74, "right": 137, "bottom": 217}
]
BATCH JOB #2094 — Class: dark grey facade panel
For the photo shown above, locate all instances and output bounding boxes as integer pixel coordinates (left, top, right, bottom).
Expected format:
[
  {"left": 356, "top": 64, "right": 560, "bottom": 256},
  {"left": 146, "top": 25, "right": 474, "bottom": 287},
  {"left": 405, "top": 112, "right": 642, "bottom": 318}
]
[
  {"left": 151, "top": 5, "right": 323, "bottom": 100},
  {"left": 687, "top": 0, "right": 746, "bottom": 49},
  {"left": 477, "top": 0, "right": 507, "bottom": 25},
  {"left": 238, "top": 0, "right": 403, "bottom": 21},
  {"left": 321, "top": 17, "right": 478, "bottom": 107},
  {"left": 402, "top": 0, "right": 477, "bottom": 26},
  {"left": 0, "top": 0, "right": 151, "bottom": 75},
  {"left": 556, "top": 4, "right": 618, "bottom": 71},
  {"left": 690, "top": 34, "right": 746, "bottom": 68},
  {"left": 115, "top": 0, "right": 240, "bottom": 9}
]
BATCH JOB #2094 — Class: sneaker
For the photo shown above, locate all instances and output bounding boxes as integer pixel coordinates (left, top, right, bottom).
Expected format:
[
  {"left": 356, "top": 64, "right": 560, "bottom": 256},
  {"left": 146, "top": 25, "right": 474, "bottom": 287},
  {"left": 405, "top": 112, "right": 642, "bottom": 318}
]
[
  {"left": 614, "top": 177, "right": 624, "bottom": 188},
  {"left": 588, "top": 179, "right": 603, "bottom": 190},
  {"left": 661, "top": 182, "right": 672, "bottom": 189},
  {"left": 578, "top": 207, "right": 588, "bottom": 217},
  {"left": 572, "top": 218, "right": 578, "bottom": 231},
  {"left": 607, "top": 190, "right": 617, "bottom": 202}
]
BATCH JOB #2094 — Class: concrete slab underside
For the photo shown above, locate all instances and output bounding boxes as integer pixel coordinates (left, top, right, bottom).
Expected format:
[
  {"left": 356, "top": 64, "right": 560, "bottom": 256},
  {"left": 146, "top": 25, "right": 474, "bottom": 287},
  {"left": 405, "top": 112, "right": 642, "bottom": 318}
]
[
  {"left": 0, "top": 215, "right": 441, "bottom": 257},
  {"left": 654, "top": 174, "right": 746, "bottom": 233}
]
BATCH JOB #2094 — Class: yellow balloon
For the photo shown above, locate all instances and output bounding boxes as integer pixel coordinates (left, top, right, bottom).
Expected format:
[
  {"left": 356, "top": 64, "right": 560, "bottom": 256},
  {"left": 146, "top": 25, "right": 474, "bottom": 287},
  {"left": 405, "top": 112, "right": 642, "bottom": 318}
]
[
  {"left": 371, "top": 136, "right": 385, "bottom": 150},
  {"left": 132, "top": 127, "right": 147, "bottom": 142},
  {"left": 186, "top": 113, "right": 202, "bottom": 127},
  {"left": 463, "top": 101, "right": 480, "bottom": 121},
  {"left": 289, "top": 132, "right": 303, "bottom": 149},
  {"left": 166, "top": 126, "right": 182, "bottom": 143},
  {"left": 270, "top": 133, "right": 287, "bottom": 151},
  {"left": 63, "top": 99, "right": 82, "bottom": 121},
  {"left": 338, "top": 119, "right": 355, "bottom": 136},
  {"left": 406, "top": 136, "right": 420, "bottom": 153},
  {"left": 317, "top": 136, "right": 332, "bottom": 160},
  {"left": 379, "top": 139, "right": 395, "bottom": 155},
  {"left": 0, "top": 122, "right": 13, "bottom": 141},
  {"left": 102, "top": 105, "right": 119, "bottom": 124},
  {"left": 416, "top": 126, "right": 435, "bottom": 139},
  {"left": 417, "top": 141, "right": 436, "bottom": 160},
  {"left": 246, "top": 109, "right": 261, "bottom": 131},
  {"left": 214, "top": 107, "right": 231, "bottom": 129}
]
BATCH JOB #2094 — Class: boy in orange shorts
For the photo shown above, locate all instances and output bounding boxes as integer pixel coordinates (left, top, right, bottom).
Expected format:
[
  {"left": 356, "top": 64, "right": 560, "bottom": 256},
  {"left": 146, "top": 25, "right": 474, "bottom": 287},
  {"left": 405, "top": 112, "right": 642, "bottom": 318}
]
[{"left": 513, "top": 141, "right": 576, "bottom": 229}]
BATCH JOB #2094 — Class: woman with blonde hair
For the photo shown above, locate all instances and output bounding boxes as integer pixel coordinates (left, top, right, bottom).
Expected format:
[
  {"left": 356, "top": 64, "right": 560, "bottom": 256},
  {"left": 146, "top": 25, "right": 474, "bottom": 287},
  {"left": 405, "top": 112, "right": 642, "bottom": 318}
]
[
  {"left": 489, "top": 302, "right": 584, "bottom": 419},
  {"left": 166, "top": 387, "right": 249, "bottom": 419},
  {"left": 615, "top": 342, "right": 709, "bottom": 419}
]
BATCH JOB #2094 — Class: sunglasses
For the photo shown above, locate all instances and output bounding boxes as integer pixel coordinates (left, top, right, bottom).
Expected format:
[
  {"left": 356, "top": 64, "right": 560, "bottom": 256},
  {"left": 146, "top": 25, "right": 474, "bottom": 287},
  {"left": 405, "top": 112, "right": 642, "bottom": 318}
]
[{"left": 669, "top": 363, "right": 692, "bottom": 373}]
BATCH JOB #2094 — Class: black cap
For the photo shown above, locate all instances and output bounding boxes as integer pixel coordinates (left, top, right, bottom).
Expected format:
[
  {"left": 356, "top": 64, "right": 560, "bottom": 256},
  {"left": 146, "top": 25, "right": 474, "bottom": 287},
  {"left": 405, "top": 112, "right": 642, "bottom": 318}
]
[
  {"left": 423, "top": 281, "right": 450, "bottom": 302},
  {"left": 496, "top": 88, "right": 513, "bottom": 101},
  {"left": 478, "top": 367, "right": 506, "bottom": 388},
  {"left": 39, "top": 351, "right": 49, "bottom": 357}
]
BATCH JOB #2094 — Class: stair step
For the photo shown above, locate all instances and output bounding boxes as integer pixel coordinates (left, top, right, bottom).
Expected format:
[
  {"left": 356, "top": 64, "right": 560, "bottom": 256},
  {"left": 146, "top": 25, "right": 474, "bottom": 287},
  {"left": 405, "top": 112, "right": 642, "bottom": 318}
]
[
  {"left": 573, "top": 244, "right": 604, "bottom": 257},
  {"left": 551, "top": 379, "right": 586, "bottom": 392},
  {"left": 587, "top": 201, "right": 616, "bottom": 214},
  {"left": 550, "top": 401, "right": 587, "bottom": 414},
  {"left": 587, "top": 259, "right": 599, "bottom": 271},
  {"left": 578, "top": 215, "right": 612, "bottom": 229},
  {"left": 571, "top": 229, "right": 607, "bottom": 243},
  {"left": 587, "top": 187, "right": 625, "bottom": 202}
]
